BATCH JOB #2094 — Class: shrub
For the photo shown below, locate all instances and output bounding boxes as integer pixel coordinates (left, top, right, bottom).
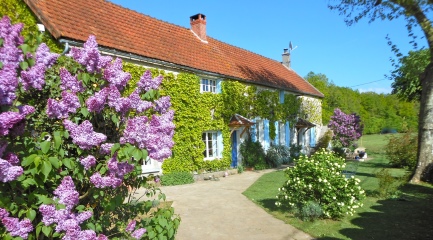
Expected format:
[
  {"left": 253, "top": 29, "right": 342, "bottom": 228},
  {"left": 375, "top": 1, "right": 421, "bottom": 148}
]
[
  {"left": 297, "top": 201, "right": 323, "bottom": 221},
  {"left": 239, "top": 135, "right": 266, "bottom": 167},
  {"left": 375, "top": 168, "right": 406, "bottom": 199},
  {"left": 311, "top": 130, "right": 333, "bottom": 155},
  {"left": 328, "top": 108, "right": 363, "bottom": 147},
  {"left": 276, "top": 149, "right": 366, "bottom": 219},
  {"left": 0, "top": 17, "right": 180, "bottom": 239},
  {"left": 385, "top": 131, "right": 418, "bottom": 170},
  {"left": 266, "top": 145, "right": 291, "bottom": 167},
  {"left": 161, "top": 172, "right": 194, "bottom": 186},
  {"left": 237, "top": 165, "right": 244, "bottom": 174},
  {"left": 289, "top": 144, "right": 303, "bottom": 161}
]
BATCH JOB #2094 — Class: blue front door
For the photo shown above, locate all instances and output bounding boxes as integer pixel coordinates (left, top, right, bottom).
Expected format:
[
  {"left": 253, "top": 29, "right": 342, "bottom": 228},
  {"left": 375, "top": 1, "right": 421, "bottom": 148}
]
[{"left": 231, "top": 131, "right": 238, "bottom": 167}]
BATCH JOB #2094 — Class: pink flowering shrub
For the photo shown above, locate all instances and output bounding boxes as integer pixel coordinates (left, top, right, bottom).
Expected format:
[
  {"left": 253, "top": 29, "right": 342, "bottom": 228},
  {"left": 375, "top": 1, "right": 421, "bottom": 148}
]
[
  {"left": 328, "top": 108, "right": 363, "bottom": 148},
  {"left": 0, "top": 16, "right": 179, "bottom": 239}
]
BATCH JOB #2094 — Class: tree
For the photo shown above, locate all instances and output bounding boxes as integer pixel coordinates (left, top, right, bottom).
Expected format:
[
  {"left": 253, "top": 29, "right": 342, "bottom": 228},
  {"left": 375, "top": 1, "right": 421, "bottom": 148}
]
[
  {"left": 328, "top": 108, "right": 363, "bottom": 148},
  {"left": 390, "top": 49, "right": 430, "bottom": 101},
  {"left": 329, "top": 0, "right": 433, "bottom": 183}
]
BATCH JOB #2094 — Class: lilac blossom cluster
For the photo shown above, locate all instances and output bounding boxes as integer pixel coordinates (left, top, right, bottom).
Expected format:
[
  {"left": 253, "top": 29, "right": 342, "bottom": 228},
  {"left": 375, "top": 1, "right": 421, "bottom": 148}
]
[
  {"left": 100, "top": 143, "right": 114, "bottom": 155},
  {"left": 39, "top": 176, "right": 108, "bottom": 239},
  {"left": 0, "top": 106, "right": 35, "bottom": 136},
  {"left": 80, "top": 155, "right": 97, "bottom": 170},
  {"left": 20, "top": 43, "right": 59, "bottom": 91},
  {"left": 126, "top": 220, "right": 147, "bottom": 239},
  {"left": 90, "top": 153, "right": 134, "bottom": 188},
  {"left": 104, "top": 58, "right": 131, "bottom": 90},
  {"left": 0, "top": 208, "right": 33, "bottom": 239},
  {"left": 0, "top": 16, "right": 23, "bottom": 106},
  {"left": 46, "top": 91, "right": 81, "bottom": 119},
  {"left": 328, "top": 108, "right": 363, "bottom": 147},
  {"left": 60, "top": 68, "right": 85, "bottom": 93},
  {"left": 68, "top": 35, "right": 112, "bottom": 74},
  {"left": 137, "top": 70, "right": 163, "bottom": 91},
  {"left": 0, "top": 152, "right": 23, "bottom": 182},
  {"left": 120, "top": 110, "right": 175, "bottom": 161},
  {"left": 63, "top": 120, "right": 107, "bottom": 150}
]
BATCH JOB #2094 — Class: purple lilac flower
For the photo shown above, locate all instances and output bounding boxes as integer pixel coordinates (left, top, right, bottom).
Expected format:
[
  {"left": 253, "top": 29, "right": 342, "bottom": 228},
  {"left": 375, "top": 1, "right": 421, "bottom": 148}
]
[
  {"left": 4, "top": 153, "right": 19, "bottom": 165},
  {"left": 328, "top": 108, "right": 363, "bottom": 147},
  {"left": 39, "top": 204, "right": 57, "bottom": 225},
  {"left": 35, "top": 43, "right": 59, "bottom": 68},
  {"left": 0, "top": 208, "right": 9, "bottom": 219},
  {"left": 137, "top": 70, "right": 163, "bottom": 92},
  {"left": 90, "top": 172, "right": 122, "bottom": 188},
  {"left": 53, "top": 176, "right": 79, "bottom": 209},
  {"left": 20, "top": 64, "right": 46, "bottom": 90},
  {"left": 0, "top": 158, "right": 23, "bottom": 182},
  {"left": 120, "top": 110, "right": 174, "bottom": 161},
  {"left": 0, "top": 66, "right": 19, "bottom": 105},
  {"left": 0, "top": 111, "right": 25, "bottom": 136},
  {"left": 90, "top": 154, "right": 133, "bottom": 188},
  {"left": 60, "top": 68, "right": 84, "bottom": 93},
  {"left": 46, "top": 91, "right": 81, "bottom": 119},
  {"left": 63, "top": 120, "right": 107, "bottom": 150},
  {"left": 0, "top": 16, "right": 24, "bottom": 69},
  {"left": 103, "top": 58, "right": 131, "bottom": 90},
  {"left": 153, "top": 96, "right": 171, "bottom": 114},
  {"left": 100, "top": 143, "right": 114, "bottom": 155},
  {"left": 131, "top": 228, "right": 147, "bottom": 239},
  {"left": 80, "top": 155, "right": 96, "bottom": 170},
  {"left": 137, "top": 70, "right": 162, "bottom": 91},
  {"left": 128, "top": 91, "right": 152, "bottom": 113},
  {"left": 107, "top": 86, "right": 131, "bottom": 114},
  {"left": 86, "top": 87, "right": 108, "bottom": 113},
  {"left": 18, "top": 105, "right": 35, "bottom": 115},
  {"left": 126, "top": 220, "right": 136, "bottom": 232},
  {"left": 68, "top": 35, "right": 112, "bottom": 74},
  {"left": 1, "top": 216, "right": 33, "bottom": 239}
]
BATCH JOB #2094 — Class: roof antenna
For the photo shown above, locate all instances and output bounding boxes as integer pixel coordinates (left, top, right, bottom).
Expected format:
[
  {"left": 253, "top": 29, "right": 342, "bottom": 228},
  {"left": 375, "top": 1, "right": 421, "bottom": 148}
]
[{"left": 289, "top": 41, "right": 298, "bottom": 53}]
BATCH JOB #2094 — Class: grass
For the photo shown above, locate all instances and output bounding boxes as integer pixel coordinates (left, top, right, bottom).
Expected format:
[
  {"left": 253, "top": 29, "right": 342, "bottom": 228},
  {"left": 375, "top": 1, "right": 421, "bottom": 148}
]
[{"left": 243, "top": 134, "right": 433, "bottom": 239}]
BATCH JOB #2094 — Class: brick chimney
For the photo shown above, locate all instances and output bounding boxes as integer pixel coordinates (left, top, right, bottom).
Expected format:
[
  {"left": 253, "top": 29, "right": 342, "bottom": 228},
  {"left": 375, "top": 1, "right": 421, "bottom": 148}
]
[
  {"left": 282, "top": 48, "right": 291, "bottom": 68},
  {"left": 190, "top": 13, "right": 207, "bottom": 42}
]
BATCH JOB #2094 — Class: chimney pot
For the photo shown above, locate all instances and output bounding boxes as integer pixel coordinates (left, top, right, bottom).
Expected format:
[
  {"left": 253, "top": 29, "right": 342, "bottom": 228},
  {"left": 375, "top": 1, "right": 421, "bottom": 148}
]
[
  {"left": 190, "top": 13, "right": 207, "bottom": 41},
  {"left": 282, "top": 48, "right": 291, "bottom": 68}
]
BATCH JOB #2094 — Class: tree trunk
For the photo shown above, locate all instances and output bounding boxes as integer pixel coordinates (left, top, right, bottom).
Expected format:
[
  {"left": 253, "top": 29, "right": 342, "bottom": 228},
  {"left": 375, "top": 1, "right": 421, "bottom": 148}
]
[{"left": 411, "top": 63, "right": 433, "bottom": 183}]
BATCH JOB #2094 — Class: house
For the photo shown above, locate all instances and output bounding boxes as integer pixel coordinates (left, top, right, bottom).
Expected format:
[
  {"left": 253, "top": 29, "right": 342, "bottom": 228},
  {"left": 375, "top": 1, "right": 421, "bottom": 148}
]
[{"left": 24, "top": 0, "right": 324, "bottom": 173}]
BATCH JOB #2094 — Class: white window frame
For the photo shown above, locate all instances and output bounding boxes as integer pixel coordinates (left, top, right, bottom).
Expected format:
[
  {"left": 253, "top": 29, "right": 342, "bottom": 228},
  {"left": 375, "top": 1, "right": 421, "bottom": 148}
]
[
  {"left": 256, "top": 120, "right": 263, "bottom": 144},
  {"left": 202, "top": 131, "right": 218, "bottom": 160},
  {"left": 278, "top": 121, "right": 285, "bottom": 146},
  {"left": 200, "top": 78, "right": 217, "bottom": 93}
]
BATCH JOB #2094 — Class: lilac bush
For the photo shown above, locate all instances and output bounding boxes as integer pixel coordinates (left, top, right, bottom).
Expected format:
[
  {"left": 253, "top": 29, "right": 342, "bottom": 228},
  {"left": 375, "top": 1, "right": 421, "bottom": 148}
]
[
  {"left": 328, "top": 108, "right": 363, "bottom": 148},
  {"left": 0, "top": 16, "right": 179, "bottom": 239}
]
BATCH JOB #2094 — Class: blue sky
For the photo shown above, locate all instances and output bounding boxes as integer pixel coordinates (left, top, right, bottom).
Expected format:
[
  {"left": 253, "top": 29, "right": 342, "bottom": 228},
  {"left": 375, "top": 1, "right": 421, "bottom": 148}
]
[{"left": 110, "top": 0, "right": 428, "bottom": 94}]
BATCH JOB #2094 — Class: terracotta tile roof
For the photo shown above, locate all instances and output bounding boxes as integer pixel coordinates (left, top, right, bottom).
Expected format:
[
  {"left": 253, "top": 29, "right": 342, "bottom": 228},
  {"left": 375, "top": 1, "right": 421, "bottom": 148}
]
[{"left": 25, "top": 0, "right": 323, "bottom": 98}]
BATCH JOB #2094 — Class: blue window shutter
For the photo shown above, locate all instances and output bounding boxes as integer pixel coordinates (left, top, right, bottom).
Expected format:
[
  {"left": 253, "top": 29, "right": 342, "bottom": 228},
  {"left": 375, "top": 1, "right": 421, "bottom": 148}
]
[
  {"left": 264, "top": 119, "right": 270, "bottom": 150},
  {"left": 274, "top": 121, "right": 279, "bottom": 145},
  {"left": 310, "top": 127, "right": 316, "bottom": 147},
  {"left": 217, "top": 131, "right": 223, "bottom": 157},
  {"left": 285, "top": 122, "right": 290, "bottom": 147},
  {"left": 279, "top": 91, "right": 284, "bottom": 104},
  {"left": 216, "top": 79, "right": 222, "bottom": 93},
  {"left": 251, "top": 119, "right": 257, "bottom": 142}
]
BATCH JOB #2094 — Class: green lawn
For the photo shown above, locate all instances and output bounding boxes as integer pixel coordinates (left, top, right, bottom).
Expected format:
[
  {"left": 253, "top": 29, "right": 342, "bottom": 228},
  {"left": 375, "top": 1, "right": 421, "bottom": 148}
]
[{"left": 243, "top": 134, "right": 433, "bottom": 239}]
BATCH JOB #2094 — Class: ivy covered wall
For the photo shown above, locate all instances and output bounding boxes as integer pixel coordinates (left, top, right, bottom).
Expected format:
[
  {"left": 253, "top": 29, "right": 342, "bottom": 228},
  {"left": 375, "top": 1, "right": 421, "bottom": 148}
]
[{"left": 122, "top": 62, "right": 321, "bottom": 173}]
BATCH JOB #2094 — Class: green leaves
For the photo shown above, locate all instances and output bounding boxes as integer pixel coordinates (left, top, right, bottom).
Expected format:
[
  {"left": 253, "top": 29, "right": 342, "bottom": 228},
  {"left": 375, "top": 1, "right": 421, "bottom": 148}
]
[{"left": 40, "top": 141, "right": 51, "bottom": 154}]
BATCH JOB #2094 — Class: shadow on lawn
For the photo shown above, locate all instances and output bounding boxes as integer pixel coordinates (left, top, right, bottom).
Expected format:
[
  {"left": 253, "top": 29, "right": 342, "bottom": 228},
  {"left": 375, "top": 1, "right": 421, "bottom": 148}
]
[{"left": 318, "top": 184, "right": 433, "bottom": 240}]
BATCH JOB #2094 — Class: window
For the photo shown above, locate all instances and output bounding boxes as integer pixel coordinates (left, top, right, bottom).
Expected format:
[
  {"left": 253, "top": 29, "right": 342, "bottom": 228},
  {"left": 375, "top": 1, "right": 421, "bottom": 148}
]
[
  {"left": 202, "top": 131, "right": 218, "bottom": 159},
  {"left": 200, "top": 79, "right": 216, "bottom": 93}
]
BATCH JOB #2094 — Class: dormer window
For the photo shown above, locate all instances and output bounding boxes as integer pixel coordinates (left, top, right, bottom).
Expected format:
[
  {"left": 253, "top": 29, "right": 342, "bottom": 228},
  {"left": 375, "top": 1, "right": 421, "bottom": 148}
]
[{"left": 200, "top": 79, "right": 216, "bottom": 93}]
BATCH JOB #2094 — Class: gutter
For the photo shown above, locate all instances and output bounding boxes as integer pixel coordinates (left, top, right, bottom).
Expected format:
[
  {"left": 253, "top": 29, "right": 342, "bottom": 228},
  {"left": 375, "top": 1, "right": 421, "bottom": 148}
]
[{"left": 58, "top": 38, "right": 323, "bottom": 99}]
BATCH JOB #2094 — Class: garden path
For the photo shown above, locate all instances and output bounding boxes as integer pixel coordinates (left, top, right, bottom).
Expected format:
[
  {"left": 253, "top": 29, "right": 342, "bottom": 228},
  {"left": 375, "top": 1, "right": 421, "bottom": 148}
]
[{"left": 137, "top": 170, "right": 313, "bottom": 240}]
